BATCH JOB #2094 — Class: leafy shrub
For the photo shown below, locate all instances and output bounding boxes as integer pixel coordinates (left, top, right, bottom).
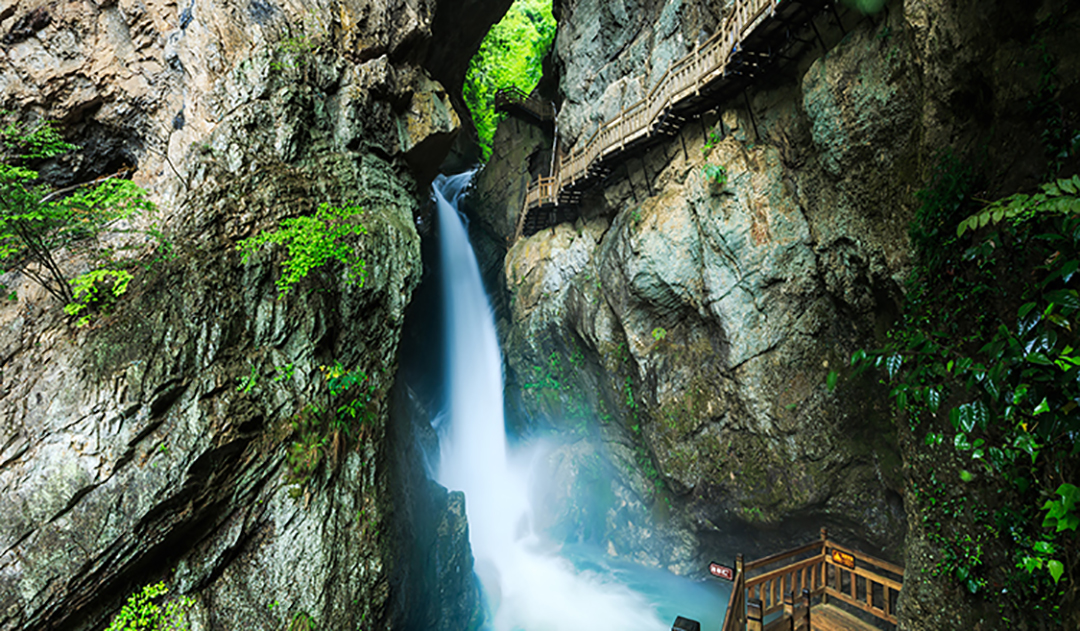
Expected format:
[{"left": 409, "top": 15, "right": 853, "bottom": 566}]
[
  {"left": 0, "top": 111, "right": 162, "bottom": 321},
  {"left": 841, "top": 167, "right": 1080, "bottom": 622},
  {"left": 63, "top": 268, "right": 134, "bottom": 326},
  {"left": 702, "top": 164, "right": 727, "bottom": 189},
  {"left": 106, "top": 581, "right": 194, "bottom": 631},
  {"left": 237, "top": 202, "right": 367, "bottom": 299},
  {"left": 283, "top": 362, "right": 379, "bottom": 498}
]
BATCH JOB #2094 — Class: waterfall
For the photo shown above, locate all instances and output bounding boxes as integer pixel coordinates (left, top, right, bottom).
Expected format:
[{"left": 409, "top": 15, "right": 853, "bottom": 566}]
[{"left": 432, "top": 173, "right": 726, "bottom": 631}]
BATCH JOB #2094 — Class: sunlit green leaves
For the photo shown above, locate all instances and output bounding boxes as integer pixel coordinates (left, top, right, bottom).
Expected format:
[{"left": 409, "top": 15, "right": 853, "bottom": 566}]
[
  {"left": 1041, "top": 483, "right": 1080, "bottom": 533},
  {"left": 106, "top": 581, "right": 194, "bottom": 631},
  {"left": 237, "top": 202, "right": 368, "bottom": 299},
  {"left": 1, "top": 111, "right": 159, "bottom": 313}
]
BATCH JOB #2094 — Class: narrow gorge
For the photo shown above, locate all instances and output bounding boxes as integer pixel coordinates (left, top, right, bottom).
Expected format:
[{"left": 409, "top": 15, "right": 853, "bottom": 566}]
[{"left": 1, "top": 0, "right": 1078, "bottom": 630}]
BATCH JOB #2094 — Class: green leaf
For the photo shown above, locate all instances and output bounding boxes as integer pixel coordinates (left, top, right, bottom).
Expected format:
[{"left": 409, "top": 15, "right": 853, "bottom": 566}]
[
  {"left": 1022, "top": 556, "right": 1043, "bottom": 573},
  {"left": 826, "top": 370, "right": 838, "bottom": 391},
  {"left": 1034, "top": 397, "right": 1050, "bottom": 415},
  {"left": 1018, "top": 302, "right": 1038, "bottom": 319},
  {"left": 1059, "top": 177, "right": 1078, "bottom": 195},
  {"left": 958, "top": 403, "right": 976, "bottom": 433},
  {"left": 927, "top": 388, "right": 941, "bottom": 412},
  {"left": 1033, "top": 541, "right": 1055, "bottom": 555},
  {"left": 1056, "top": 483, "right": 1079, "bottom": 512},
  {"left": 1048, "top": 559, "right": 1065, "bottom": 584},
  {"left": 1057, "top": 513, "right": 1080, "bottom": 532},
  {"left": 959, "top": 469, "right": 974, "bottom": 482},
  {"left": 1027, "top": 352, "right": 1052, "bottom": 365},
  {"left": 885, "top": 354, "right": 902, "bottom": 380},
  {"left": 1013, "top": 433, "right": 1039, "bottom": 463}
]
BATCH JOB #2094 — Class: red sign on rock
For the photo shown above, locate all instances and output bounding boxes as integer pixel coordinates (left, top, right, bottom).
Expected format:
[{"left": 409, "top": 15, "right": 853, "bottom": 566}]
[{"left": 709, "top": 562, "right": 734, "bottom": 581}]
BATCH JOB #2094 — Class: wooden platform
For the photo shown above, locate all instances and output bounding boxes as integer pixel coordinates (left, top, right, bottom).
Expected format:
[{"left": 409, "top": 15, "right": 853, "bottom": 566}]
[{"left": 810, "top": 604, "right": 880, "bottom": 631}]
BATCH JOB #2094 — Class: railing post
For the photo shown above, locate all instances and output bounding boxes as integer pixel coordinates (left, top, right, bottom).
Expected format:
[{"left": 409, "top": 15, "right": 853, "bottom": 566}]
[
  {"left": 801, "top": 589, "right": 811, "bottom": 631},
  {"left": 783, "top": 590, "right": 795, "bottom": 626},
  {"left": 820, "top": 528, "right": 828, "bottom": 604},
  {"left": 747, "top": 599, "right": 763, "bottom": 631},
  {"left": 736, "top": 554, "right": 746, "bottom": 627}
]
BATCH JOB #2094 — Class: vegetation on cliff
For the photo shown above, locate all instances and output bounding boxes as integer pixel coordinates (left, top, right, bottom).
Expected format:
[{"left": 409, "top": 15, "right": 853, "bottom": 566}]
[
  {"left": 463, "top": 0, "right": 555, "bottom": 160},
  {"left": 0, "top": 113, "right": 163, "bottom": 325},
  {"left": 840, "top": 156, "right": 1080, "bottom": 623}
]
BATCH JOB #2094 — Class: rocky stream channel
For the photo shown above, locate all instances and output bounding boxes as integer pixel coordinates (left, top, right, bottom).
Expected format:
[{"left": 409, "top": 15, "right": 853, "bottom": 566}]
[{"left": 1, "top": 0, "right": 1079, "bottom": 629}]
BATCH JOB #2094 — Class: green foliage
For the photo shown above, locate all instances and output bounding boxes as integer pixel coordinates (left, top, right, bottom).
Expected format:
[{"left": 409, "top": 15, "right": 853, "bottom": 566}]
[
  {"left": 269, "top": 10, "right": 326, "bottom": 75},
  {"left": 284, "top": 362, "right": 379, "bottom": 498},
  {"left": 237, "top": 365, "right": 258, "bottom": 394},
  {"left": 271, "top": 35, "right": 320, "bottom": 72},
  {"left": 957, "top": 175, "right": 1080, "bottom": 236},
  {"left": 289, "top": 612, "right": 316, "bottom": 631},
  {"left": 0, "top": 111, "right": 160, "bottom": 315},
  {"left": 63, "top": 268, "right": 134, "bottom": 326},
  {"left": 238, "top": 202, "right": 367, "bottom": 299},
  {"left": 700, "top": 125, "right": 723, "bottom": 156},
  {"left": 273, "top": 363, "right": 295, "bottom": 383},
  {"left": 909, "top": 149, "right": 980, "bottom": 273},
  {"left": 848, "top": 164, "right": 1080, "bottom": 620},
  {"left": 702, "top": 164, "right": 727, "bottom": 189},
  {"left": 463, "top": 0, "right": 555, "bottom": 159},
  {"left": 651, "top": 327, "right": 667, "bottom": 342},
  {"left": 1026, "top": 36, "right": 1079, "bottom": 177},
  {"left": 105, "top": 581, "right": 194, "bottom": 631}
]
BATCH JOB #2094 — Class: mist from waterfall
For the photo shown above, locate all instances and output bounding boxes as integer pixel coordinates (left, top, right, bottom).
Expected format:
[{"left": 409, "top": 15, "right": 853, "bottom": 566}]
[{"left": 431, "top": 172, "right": 727, "bottom": 631}]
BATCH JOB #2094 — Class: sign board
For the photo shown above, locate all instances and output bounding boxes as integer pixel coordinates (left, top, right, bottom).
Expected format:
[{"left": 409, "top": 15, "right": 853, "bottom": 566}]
[
  {"left": 709, "top": 562, "right": 735, "bottom": 581},
  {"left": 831, "top": 550, "right": 856, "bottom": 570}
]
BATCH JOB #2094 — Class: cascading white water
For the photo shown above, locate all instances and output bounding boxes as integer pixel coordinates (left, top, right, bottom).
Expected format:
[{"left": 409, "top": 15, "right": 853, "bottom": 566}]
[{"left": 432, "top": 173, "right": 726, "bottom": 631}]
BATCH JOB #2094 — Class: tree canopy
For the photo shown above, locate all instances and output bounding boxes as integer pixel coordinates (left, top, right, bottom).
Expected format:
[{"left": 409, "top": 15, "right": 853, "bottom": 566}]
[{"left": 463, "top": 0, "right": 556, "bottom": 160}]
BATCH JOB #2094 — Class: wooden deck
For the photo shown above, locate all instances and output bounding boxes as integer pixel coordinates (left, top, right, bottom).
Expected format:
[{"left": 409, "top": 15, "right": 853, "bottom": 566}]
[
  {"left": 510, "top": 0, "right": 843, "bottom": 238},
  {"left": 810, "top": 604, "right": 881, "bottom": 631},
  {"left": 720, "top": 529, "right": 902, "bottom": 631}
]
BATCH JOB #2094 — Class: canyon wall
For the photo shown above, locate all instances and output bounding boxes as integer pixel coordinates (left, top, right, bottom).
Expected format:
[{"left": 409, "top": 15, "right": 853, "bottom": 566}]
[
  {"left": 0, "top": 0, "right": 508, "bottom": 628},
  {"left": 471, "top": 0, "right": 1080, "bottom": 627}
]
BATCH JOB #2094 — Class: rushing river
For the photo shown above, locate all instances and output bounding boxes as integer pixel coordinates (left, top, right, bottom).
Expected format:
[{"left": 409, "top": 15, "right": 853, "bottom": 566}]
[{"left": 431, "top": 172, "right": 729, "bottom": 631}]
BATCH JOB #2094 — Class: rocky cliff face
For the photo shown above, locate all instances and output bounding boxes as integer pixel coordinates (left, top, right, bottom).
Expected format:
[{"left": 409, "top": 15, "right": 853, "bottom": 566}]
[
  {"left": 0, "top": 0, "right": 506, "bottom": 628},
  {"left": 471, "top": 0, "right": 1079, "bottom": 625}
]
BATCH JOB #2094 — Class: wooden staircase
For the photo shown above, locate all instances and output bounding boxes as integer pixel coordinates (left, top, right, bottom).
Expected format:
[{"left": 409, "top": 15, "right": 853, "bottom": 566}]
[{"left": 500, "top": 0, "right": 845, "bottom": 238}]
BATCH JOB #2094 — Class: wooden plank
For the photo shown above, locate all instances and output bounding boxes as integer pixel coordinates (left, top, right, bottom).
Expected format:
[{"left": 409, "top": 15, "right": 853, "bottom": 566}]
[
  {"left": 823, "top": 587, "right": 898, "bottom": 625},
  {"left": 823, "top": 559, "right": 902, "bottom": 592},
  {"left": 746, "top": 541, "right": 823, "bottom": 571},
  {"left": 747, "top": 555, "right": 826, "bottom": 589},
  {"left": 810, "top": 604, "right": 880, "bottom": 631}
]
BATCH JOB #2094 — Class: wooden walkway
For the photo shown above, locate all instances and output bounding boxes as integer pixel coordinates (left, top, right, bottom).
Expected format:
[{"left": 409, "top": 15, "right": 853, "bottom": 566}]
[
  {"left": 719, "top": 529, "right": 902, "bottom": 631},
  {"left": 809, "top": 604, "right": 880, "bottom": 631},
  {"left": 501, "top": 0, "right": 840, "bottom": 238}
]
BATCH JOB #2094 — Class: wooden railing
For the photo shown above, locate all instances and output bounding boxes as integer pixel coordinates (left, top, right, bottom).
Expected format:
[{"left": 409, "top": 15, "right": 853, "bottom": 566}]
[
  {"left": 521, "top": 0, "right": 787, "bottom": 222},
  {"left": 494, "top": 86, "right": 556, "bottom": 122},
  {"left": 720, "top": 529, "right": 903, "bottom": 631},
  {"left": 821, "top": 538, "right": 903, "bottom": 625},
  {"left": 514, "top": 175, "right": 559, "bottom": 237}
]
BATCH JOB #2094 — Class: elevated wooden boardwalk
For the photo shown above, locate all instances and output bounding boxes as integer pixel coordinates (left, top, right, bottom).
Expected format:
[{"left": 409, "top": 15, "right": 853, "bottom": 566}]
[
  {"left": 494, "top": 85, "right": 556, "bottom": 125},
  {"left": 719, "top": 529, "right": 903, "bottom": 631},
  {"left": 507, "top": 0, "right": 840, "bottom": 238}
]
